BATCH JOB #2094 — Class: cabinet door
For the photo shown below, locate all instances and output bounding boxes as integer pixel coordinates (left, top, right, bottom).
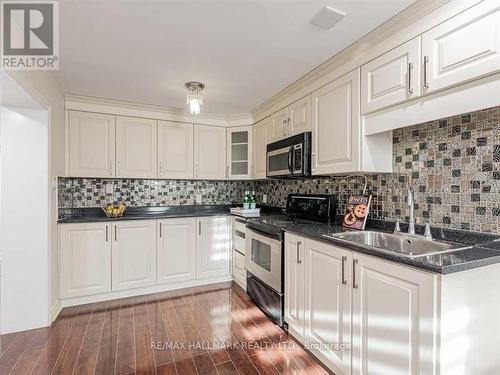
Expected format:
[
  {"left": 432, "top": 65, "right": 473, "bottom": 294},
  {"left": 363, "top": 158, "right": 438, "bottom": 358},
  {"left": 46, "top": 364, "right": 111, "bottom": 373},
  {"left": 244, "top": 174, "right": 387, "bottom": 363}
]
[
  {"left": 284, "top": 233, "right": 305, "bottom": 339},
  {"left": 157, "top": 218, "right": 196, "bottom": 284},
  {"left": 289, "top": 96, "right": 312, "bottom": 136},
  {"left": 253, "top": 118, "right": 268, "bottom": 179},
  {"left": 361, "top": 37, "right": 421, "bottom": 114},
  {"left": 227, "top": 126, "right": 253, "bottom": 180},
  {"left": 352, "top": 253, "right": 437, "bottom": 375},
  {"left": 116, "top": 116, "right": 157, "bottom": 178},
  {"left": 422, "top": 0, "right": 500, "bottom": 94},
  {"left": 196, "top": 217, "right": 230, "bottom": 279},
  {"left": 194, "top": 125, "right": 227, "bottom": 180},
  {"left": 312, "top": 69, "right": 360, "bottom": 175},
  {"left": 112, "top": 221, "right": 157, "bottom": 291},
  {"left": 68, "top": 111, "right": 115, "bottom": 178},
  {"left": 60, "top": 223, "right": 111, "bottom": 298},
  {"left": 268, "top": 109, "right": 288, "bottom": 143},
  {"left": 158, "top": 121, "right": 193, "bottom": 179},
  {"left": 304, "top": 240, "right": 352, "bottom": 375}
]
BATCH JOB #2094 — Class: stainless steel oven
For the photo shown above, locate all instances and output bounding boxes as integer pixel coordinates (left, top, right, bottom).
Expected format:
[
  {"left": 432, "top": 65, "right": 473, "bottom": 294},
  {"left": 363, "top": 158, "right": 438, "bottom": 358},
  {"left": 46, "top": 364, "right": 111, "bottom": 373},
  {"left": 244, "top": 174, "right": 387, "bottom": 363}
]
[
  {"left": 245, "top": 228, "right": 282, "bottom": 293},
  {"left": 245, "top": 194, "right": 336, "bottom": 326},
  {"left": 267, "top": 132, "right": 311, "bottom": 178}
]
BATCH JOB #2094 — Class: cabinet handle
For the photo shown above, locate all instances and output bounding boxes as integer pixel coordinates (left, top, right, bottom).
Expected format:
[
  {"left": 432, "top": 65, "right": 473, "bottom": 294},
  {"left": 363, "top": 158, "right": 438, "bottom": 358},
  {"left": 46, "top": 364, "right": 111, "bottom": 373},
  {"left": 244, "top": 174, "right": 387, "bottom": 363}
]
[
  {"left": 117, "top": 160, "right": 121, "bottom": 176},
  {"left": 408, "top": 62, "right": 414, "bottom": 94},
  {"left": 352, "top": 259, "right": 358, "bottom": 289},
  {"left": 105, "top": 226, "right": 108, "bottom": 242},
  {"left": 114, "top": 226, "right": 117, "bottom": 241},
  {"left": 287, "top": 118, "right": 291, "bottom": 135},
  {"left": 159, "top": 162, "right": 162, "bottom": 177},
  {"left": 199, "top": 221, "right": 201, "bottom": 236},
  {"left": 423, "top": 56, "right": 429, "bottom": 89},
  {"left": 296, "top": 241, "right": 302, "bottom": 264},
  {"left": 159, "top": 222, "right": 162, "bottom": 238},
  {"left": 341, "top": 256, "right": 347, "bottom": 285},
  {"left": 108, "top": 160, "right": 113, "bottom": 176}
]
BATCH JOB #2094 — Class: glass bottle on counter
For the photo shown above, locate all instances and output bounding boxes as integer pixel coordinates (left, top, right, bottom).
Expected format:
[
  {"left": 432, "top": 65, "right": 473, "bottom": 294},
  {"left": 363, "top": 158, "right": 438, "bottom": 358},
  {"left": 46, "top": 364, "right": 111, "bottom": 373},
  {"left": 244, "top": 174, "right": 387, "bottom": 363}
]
[
  {"left": 243, "top": 191, "right": 250, "bottom": 210},
  {"left": 250, "top": 191, "right": 256, "bottom": 209}
]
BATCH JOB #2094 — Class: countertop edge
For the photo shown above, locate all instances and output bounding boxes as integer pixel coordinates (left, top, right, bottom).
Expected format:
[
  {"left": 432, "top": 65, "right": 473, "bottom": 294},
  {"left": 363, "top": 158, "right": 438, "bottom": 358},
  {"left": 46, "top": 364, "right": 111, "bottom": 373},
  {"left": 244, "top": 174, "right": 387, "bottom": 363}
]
[{"left": 282, "top": 227, "right": 500, "bottom": 275}]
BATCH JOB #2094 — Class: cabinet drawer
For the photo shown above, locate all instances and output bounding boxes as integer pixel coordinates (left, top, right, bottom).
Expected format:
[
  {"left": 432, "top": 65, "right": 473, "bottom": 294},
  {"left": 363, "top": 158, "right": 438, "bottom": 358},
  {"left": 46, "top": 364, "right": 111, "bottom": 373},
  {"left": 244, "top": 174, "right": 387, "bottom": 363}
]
[
  {"left": 234, "top": 219, "right": 246, "bottom": 233},
  {"left": 233, "top": 234, "right": 246, "bottom": 254},
  {"left": 233, "top": 251, "right": 246, "bottom": 279}
]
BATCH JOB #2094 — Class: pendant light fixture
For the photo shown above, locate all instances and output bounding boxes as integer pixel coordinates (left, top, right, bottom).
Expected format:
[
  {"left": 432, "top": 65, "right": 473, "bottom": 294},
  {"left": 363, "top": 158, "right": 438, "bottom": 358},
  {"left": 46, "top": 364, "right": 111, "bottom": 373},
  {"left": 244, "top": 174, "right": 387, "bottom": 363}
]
[{"left": 185, "top": 81, "right": 205, "bottom": 114}]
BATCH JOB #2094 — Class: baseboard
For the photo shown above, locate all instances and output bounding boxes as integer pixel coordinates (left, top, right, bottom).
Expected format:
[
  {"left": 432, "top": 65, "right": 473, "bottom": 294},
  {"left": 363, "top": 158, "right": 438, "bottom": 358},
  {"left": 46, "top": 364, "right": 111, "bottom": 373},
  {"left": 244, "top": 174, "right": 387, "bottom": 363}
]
[
  {"left": 51, "top": 299, "right": 62, "bottom": 322},
  {"left": 60, "top": 276, "right": 233, "bottom": 308}
]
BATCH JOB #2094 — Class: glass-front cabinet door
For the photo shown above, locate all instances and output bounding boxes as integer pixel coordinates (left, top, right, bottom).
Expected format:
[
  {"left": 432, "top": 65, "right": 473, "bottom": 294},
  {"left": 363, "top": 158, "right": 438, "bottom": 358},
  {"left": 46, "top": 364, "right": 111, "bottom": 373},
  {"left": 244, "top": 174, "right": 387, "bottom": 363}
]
[{"left": 227, "top": 126, "right": 253, "bottom": 179}]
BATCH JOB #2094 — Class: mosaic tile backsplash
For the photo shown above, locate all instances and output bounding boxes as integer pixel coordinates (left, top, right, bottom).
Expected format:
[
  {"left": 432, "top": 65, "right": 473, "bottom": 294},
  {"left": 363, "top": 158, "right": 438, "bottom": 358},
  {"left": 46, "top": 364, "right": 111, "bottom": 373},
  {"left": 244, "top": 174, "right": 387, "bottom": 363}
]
[
  {"left": 58, "top": 178, "right": 254, "bottom": 209},
  {"left": 59, "top": 106, "right": 500, "bottom": 233}
]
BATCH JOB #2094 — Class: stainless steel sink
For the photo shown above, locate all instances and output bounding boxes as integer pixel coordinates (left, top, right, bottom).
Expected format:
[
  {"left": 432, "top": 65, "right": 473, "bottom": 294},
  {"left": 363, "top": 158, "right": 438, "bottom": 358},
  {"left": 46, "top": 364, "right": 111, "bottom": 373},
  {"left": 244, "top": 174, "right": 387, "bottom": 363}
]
[{"left": 323, "top": 231, "right": 468, "bottom": 257}]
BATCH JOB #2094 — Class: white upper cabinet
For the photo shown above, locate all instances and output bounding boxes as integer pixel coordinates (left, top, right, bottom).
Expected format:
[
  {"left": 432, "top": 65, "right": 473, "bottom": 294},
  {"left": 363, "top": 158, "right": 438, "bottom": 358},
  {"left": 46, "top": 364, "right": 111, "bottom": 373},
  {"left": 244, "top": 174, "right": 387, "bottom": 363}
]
[
  {"left": 253, "top": 118, "right": 268, "bottom": 179},
  {"left": 312, "top": 69, "right": 360, "bottom": 175},
  {"left": 267, "top": 97, "right": 312, "bottom": 143},
  {"left": 158, "top": 120, "right": 193, "bottom": 179},
  {"left": 352, "top": 253, "right": 437, "bottom": 375},
  {"left": 157, "top": 218, "right": 196, "bottom": 285},
  {"left": 194, "top": 125, "right": 227, "bottom": 180},
  {"left": 288, "top": 95, "right": 312, "bottom": 136},
  {"left": 227, "top": 126, "right": 253, "bottom": 180},
  {"left": 304, "top": 240, "right": 352, "bottom": 375},
  {"left": 361, "top": 37, "right": 421, "bottom": 114},
  {"left": 112, "top": 220, "right": 157, "bottom": 291},
  {"left": 196, "top": 217, "right": 230, "bottom": 279},
  {"left": 422, "top": 0, "right": 500, "bottom": 95},
  {"left": 68, "top": 111, "right": 116, "bottom": 178},
  {"left": 115, "top": 116, "right": 157, "bottom": 178},
  {"left": 268, "top": 109, "right": 288, "bottom": 143},
  {"left": 59, "top": 223, "right": 112, "bottom": 298}
]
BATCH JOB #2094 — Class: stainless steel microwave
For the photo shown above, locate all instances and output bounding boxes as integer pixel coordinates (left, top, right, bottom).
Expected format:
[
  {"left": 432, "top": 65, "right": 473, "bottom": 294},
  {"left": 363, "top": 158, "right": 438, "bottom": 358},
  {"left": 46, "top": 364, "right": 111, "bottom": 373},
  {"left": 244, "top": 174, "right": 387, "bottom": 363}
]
[{"left": 266, "top": 132, "right": 311, "bottom": 178}]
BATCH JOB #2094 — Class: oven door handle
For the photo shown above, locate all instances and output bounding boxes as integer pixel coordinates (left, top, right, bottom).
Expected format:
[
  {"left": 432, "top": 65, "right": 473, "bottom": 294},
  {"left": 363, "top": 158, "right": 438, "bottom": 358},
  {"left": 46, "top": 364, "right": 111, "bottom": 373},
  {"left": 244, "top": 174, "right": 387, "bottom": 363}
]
[{"left": 288, "top": 146, "right": 294, "bottom": 173}]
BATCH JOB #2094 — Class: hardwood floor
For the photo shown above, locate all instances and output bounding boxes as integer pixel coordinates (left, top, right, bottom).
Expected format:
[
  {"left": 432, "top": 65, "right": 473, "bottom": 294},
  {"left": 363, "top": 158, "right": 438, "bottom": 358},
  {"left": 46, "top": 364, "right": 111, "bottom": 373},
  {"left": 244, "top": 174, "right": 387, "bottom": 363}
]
[{"left": 0, "top": 282, "right": 332, "bottom": 375}]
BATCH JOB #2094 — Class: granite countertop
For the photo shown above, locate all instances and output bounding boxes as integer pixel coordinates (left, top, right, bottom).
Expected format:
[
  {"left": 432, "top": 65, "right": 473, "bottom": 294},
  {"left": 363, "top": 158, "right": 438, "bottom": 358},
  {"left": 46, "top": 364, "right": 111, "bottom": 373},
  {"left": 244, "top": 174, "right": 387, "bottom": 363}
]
[
  {"left": 58, "top": 205, "right": 284, "bottom": 223},
  {"left": 247, "top": 217, "right": 500, "bottom": 275}
]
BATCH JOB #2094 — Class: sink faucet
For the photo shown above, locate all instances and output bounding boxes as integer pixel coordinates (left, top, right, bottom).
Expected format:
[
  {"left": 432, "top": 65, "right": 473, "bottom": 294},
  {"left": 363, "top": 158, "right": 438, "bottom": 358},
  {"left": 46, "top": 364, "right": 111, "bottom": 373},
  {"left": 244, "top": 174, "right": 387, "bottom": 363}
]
[{"left": 407, "top": 188, "right": 415, "bottom": 236}]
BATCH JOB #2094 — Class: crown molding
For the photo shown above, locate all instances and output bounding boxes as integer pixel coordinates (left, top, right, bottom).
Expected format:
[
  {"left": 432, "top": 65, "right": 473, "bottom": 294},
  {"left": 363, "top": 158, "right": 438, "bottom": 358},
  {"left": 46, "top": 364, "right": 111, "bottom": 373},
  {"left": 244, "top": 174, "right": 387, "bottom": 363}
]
[
  {"left": 64, "top": 93, "right": 253, "bottom": 127},
  {"left": 251, "top": 0, "right": 481, "bottom": 122}
]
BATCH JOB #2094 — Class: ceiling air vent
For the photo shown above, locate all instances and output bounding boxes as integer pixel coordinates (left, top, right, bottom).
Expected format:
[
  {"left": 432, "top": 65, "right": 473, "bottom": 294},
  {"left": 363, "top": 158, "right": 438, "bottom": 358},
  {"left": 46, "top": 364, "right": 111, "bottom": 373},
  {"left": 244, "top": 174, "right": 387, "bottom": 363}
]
[{"left": 311, "top": 6, "right": 346, "bottom": 29}]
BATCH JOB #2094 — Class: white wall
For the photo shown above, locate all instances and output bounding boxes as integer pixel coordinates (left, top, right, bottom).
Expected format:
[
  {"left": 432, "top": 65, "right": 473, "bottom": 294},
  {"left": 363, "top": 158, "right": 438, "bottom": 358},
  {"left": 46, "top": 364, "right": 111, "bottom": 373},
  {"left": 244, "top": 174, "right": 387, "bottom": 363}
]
[
  {"left": 7, "top": 71, "right": 65, "bottom": 322},
  {"left": 0, "top": 107, "right": 49, "bottom": 333}
]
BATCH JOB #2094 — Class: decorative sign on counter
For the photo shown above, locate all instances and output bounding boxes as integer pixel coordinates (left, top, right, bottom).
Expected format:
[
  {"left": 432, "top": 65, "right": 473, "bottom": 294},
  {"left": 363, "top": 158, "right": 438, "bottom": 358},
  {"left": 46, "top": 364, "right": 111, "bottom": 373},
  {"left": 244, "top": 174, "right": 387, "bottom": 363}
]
[{"left": 343, "top": 195, "right": 372, "bottom": 230}]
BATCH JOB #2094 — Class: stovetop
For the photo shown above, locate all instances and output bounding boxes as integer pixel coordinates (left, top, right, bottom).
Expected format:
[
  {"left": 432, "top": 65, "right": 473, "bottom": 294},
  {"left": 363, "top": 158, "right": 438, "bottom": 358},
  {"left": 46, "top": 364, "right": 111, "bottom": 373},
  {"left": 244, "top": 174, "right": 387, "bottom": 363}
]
[
  {"left": 246, "top": 194, "right": 336, "bottom": 239},
  {"left": 246, "top": 214, "right": 327, "bottom": 239}
]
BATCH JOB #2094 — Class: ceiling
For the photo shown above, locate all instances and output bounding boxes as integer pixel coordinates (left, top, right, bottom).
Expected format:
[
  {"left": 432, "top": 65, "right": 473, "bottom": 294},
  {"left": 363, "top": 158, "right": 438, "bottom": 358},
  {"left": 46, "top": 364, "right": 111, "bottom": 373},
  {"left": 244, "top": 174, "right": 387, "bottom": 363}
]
[
  {"left": 0, "top": 71, "right": 44, "bottom": 109},
  {"left": 57, "top": 0, "right": 417, "bottom": 115}
]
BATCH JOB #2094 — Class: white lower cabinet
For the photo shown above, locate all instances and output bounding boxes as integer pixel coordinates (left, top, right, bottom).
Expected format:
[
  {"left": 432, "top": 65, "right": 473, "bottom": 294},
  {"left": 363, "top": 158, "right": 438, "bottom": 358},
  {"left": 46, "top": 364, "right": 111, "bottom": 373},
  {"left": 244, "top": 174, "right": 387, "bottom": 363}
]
[
  {"left": 304, "top": 240, "right": 352, "bottom": 375},
  {"left": 157, "top": 218, "right": 196, "bottom": 284},
  {"left": 59, "top": 217, "right": 232, "bottom": 301},
  {"left": 60, "top": 223, "right": 112, "bottom": 298},
  {"left": 284, "top": 233, "right": 437, "bottom": 375},
  {"left": 112, "top": 220, "right": 157, "bottom": 291},
  {"left": 352, "top": 253, "right": 437, "bottom": 375},
  {"left": 284, "top": 233, "right": 305, "bottom": 337},
  {"left": 196, "top": 217, "right": 231, "bottom": 279}
]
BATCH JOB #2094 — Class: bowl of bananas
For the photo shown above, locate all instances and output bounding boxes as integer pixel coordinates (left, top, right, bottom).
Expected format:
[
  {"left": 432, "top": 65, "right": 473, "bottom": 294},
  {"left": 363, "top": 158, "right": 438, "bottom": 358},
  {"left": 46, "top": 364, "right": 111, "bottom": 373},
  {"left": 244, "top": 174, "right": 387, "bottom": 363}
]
[{"left": 102, "top": 203, "right": 127, "bottom": 218}]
